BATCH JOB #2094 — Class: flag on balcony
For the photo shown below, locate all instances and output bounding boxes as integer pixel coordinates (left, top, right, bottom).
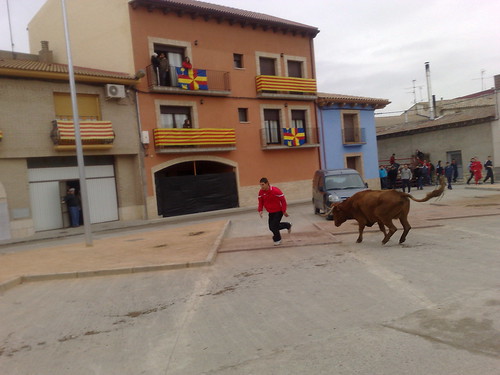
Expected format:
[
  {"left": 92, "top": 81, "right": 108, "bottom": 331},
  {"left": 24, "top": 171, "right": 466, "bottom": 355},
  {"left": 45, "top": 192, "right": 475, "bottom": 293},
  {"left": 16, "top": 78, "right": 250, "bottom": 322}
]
[
  {"left": 176, "top": 67, "right": 208, "bottom": 90},
  {"left": 283, "top": 128, "right": 305, "bottom": 147},
  {"left": 53, "top": 120, "right": 115, "bottom": 144}
]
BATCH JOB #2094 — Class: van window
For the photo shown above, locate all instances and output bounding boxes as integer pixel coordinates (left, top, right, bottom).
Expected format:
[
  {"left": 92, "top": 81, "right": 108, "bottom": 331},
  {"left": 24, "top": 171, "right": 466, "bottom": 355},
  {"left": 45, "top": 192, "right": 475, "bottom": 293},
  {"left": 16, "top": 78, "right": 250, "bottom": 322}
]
[{"left": 325, "top": 174, "right": 365, "bottom": 190}]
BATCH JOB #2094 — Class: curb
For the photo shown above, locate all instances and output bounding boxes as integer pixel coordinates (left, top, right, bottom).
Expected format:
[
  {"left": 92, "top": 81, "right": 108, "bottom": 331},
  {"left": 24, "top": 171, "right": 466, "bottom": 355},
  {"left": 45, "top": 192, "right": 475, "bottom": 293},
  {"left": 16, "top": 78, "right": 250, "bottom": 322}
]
[{"left": 0, "top": 220, "right": 233, "bottom": 294}]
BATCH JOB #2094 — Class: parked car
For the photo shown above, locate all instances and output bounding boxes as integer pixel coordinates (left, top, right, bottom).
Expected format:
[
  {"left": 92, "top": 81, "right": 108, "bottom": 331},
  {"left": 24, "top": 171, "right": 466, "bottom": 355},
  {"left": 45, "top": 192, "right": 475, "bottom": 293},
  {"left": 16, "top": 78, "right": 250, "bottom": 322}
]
[{"left": 312, "top": 169, "right": 368, "bottom": 219}]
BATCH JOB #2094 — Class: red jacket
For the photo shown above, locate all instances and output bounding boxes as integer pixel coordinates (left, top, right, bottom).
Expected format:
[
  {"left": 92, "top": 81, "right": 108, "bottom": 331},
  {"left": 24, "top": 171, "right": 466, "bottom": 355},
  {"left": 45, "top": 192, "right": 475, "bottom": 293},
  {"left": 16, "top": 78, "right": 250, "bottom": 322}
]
[{"left": 258, "top": 186, "right": 287, "bottom": 214}]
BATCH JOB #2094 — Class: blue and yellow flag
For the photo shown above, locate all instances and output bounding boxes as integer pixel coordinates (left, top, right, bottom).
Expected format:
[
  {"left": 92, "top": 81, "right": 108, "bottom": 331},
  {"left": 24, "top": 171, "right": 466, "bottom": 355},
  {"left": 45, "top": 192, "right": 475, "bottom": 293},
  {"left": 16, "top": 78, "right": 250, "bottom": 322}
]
[
  {"left": 283, "top": 128, "right": 306, "bottom": 146},
  {"left": 176, "top": 67, "right": 208, "bottom": 90}
]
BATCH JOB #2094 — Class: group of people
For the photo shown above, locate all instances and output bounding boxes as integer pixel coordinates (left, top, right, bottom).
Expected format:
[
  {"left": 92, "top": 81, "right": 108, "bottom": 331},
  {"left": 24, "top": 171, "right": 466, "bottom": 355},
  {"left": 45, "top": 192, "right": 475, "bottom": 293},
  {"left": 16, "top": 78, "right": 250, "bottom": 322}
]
[
  {"left": 151, "top": 52, "right": 192, "bottom": 86},
  {"left": 380, "top": 152, "right": 494, "bottom": 192},
  {"left": 466, "top": 156, "right": 494, "bottom": 185}
]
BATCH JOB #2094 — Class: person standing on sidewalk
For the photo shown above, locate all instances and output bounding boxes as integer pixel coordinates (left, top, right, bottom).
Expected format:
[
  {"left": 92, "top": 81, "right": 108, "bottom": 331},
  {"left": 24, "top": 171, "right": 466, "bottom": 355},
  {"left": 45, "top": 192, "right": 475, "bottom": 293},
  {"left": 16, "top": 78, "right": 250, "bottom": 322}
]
[
  {"left": 400, "top": 164, "right": 412, "bottom": 193},
  {"left": 444, "top": 162, "right": 454, "bottom": 189},
  {"left": 483, "top": 156, "right": 494, "bottom": 184},
  {"left": 257, "top": 177, "right": 292, "bottom": 246},
  {"left": 62, "top": 188, "right": 81, "bottom": 227}
]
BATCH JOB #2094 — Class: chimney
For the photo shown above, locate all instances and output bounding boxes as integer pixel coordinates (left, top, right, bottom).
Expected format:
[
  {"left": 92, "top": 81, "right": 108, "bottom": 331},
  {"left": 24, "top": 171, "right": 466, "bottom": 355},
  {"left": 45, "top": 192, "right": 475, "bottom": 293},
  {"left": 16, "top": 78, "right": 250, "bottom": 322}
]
[
  {"left": 425, "top": 62, "right": 435, "bottom": 120},
  {"left": 38, "top": 41, "right": 53, "bottom": 63},
  {"left": 495, "top": 74, "right": 500, "bottom": 91}
]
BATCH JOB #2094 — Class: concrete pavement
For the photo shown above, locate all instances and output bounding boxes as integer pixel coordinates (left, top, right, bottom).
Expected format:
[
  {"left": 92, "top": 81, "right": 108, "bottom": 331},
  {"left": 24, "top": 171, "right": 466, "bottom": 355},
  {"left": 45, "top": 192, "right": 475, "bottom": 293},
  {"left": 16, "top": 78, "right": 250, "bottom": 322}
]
[{"left": 0, "top": 182, "right": 499, "bottom": 293}]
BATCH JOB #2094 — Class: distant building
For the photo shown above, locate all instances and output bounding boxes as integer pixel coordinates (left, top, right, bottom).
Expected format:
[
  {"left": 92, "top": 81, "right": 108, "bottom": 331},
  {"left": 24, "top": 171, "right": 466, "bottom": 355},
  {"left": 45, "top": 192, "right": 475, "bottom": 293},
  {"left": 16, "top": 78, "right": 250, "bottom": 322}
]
[
  {"left": 376, "top": 76, "right": 499, "bottom": 181},
  {"left": 316, "top": 93, "right": 390, "bottom": 188}
]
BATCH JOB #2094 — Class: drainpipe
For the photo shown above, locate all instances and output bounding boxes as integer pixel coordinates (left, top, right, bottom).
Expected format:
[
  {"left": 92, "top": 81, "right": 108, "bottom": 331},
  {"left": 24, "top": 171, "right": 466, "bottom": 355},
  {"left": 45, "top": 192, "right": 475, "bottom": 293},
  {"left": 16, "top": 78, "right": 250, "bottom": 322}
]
[{"left": 134, "top": 90, "right": 149, "bottom": 220}]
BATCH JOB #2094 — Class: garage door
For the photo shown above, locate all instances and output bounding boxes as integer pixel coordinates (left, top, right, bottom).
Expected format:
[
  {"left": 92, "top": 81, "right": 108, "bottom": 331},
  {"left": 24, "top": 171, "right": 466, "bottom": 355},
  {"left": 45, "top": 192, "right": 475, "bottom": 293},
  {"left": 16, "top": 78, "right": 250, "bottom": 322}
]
[{"left": 156, "top": 172, "right": 238, "bottom": 217}]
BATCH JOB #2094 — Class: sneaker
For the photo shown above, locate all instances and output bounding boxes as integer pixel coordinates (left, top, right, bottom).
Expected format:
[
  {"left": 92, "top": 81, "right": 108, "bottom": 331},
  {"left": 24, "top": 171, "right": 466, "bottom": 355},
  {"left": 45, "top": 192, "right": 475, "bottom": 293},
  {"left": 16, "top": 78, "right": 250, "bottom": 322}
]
[
  {"left": 288, "top": 224, "right": 292, "bottom": 234},
  {"left": 273, "top": 240, "right": 281, "bottom": 246}
]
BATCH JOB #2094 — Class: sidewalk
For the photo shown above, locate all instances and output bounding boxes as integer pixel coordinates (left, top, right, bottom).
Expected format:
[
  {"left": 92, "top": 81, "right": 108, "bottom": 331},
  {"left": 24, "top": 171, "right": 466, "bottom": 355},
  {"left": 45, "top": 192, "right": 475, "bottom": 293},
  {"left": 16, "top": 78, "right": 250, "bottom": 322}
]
[{"left": 1, "top": 184, "right": 498, "bottom": 293}]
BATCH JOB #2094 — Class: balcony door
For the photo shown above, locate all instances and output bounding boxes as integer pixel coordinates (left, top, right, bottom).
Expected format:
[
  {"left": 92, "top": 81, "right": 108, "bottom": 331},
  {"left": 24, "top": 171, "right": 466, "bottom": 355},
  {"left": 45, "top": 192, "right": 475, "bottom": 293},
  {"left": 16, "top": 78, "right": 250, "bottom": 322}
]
[
  {"left": 264, "top": 109, "right": 281, "bottom": 144},
  {"left": 160, "top": 106, "right": 191, "bottom": 129}
]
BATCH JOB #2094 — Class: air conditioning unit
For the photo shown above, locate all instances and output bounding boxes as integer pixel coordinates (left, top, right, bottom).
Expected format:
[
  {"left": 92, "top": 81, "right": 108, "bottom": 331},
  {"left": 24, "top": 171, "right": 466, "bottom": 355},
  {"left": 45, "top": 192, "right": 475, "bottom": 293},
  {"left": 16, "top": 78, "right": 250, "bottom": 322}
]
[{"left": 105, "top": 84, "right": 126, "bottom": 99}]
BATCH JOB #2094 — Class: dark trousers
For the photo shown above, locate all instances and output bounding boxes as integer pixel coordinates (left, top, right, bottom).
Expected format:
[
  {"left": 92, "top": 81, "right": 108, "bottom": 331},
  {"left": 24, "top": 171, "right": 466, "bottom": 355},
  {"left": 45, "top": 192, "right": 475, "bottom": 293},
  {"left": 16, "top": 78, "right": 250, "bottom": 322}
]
[
  {"left": 68, "top": 206, "right": 80, "bottom": 227},
  {"left": 268, "top": 211, "right": 290, "bottom": 242},
  {"left": 401, "top": 179, "right": 411, "bottom": 193},
  {"left": 484, "top": 170, "right": 494, "bottom": 184},
  {"left": 467, "top": 171, "right": 474, "bottom": 184}
]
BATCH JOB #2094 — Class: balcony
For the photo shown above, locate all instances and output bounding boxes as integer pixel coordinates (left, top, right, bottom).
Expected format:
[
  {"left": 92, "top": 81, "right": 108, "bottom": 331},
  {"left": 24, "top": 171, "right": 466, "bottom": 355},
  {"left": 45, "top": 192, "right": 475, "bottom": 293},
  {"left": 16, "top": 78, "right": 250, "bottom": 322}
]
[
  {"left": 50, "top": 120, "right": 115, "bottom": 150},
  {"left": 146, "top": 65, "right": 231, "bottom": 96},
  {"left": 153, "top": 128, "right": 236, "bottom": 153},
  {"left": 342, "top": 127, "right": 366, "bottom": 145},
  {"left": 256, "top": 75, "right": 317, "bottom": 100},
  {"left": 260, "top": 127, "right": 320, "bottom": 150}
]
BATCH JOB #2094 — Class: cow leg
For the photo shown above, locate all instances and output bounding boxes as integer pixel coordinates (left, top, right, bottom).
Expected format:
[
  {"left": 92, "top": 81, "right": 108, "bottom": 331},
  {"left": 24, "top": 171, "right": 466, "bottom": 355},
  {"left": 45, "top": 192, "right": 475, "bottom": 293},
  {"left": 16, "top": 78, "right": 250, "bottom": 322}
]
[
  {"left": 381, "top": 220, "right": 397, "bottom": 244},
  {"left": 398, "top": 216, "right": 411, "bottom": 244},
  {"left": 356, "top": 223, "right": 366, "bottom": 243},
  {"left": 377, "top": 222, "right": 387, "bottom": 237}
]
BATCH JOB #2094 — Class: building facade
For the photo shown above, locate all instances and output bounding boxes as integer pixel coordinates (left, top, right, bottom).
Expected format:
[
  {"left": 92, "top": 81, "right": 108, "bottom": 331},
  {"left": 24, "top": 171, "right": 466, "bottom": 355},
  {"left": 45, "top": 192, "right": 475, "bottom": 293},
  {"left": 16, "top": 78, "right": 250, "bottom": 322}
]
[
  {"left": 29, "top": 0, "right": 322, "bottom": 218},
  {"left": 0, "top": 46, "right": 144, "bottom": 240},
  {"left": 316, "top": 93, "right": 390, "bottom": 188}
]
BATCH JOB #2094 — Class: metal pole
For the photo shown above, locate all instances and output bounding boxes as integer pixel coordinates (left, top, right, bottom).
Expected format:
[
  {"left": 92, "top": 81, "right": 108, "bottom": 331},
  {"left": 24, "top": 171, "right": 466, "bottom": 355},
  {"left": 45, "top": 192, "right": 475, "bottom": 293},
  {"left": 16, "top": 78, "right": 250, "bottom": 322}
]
[
  {"left": 425, "top": 62, "right": 434, "bottom": 120},
  {"left": 61, "top": 0, "right": 93, "bottom": 246},
  {"left": 6, "top": 0, "right": 15, "bottom": 55}
]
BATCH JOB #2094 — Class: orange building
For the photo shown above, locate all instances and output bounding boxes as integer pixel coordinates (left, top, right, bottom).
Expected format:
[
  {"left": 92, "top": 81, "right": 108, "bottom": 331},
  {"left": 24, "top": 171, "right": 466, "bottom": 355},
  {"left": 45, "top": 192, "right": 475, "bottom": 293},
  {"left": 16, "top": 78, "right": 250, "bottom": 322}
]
[{"left": 29, "top": 0, "right": 321, "bottom": 218}]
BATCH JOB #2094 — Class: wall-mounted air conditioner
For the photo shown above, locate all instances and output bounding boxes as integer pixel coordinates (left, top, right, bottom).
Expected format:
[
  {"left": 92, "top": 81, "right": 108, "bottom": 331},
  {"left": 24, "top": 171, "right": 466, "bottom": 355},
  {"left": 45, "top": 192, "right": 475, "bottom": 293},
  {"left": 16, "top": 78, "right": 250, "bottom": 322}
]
[{"left": 105, "top": 84, "right": 126, "bottom": 99}]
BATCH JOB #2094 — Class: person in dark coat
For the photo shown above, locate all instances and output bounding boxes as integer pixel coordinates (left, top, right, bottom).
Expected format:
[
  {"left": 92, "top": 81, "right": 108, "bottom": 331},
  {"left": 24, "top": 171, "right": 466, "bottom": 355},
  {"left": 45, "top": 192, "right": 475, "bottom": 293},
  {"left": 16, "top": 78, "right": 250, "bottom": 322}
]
[{"left": 444, "top": 162, "right": 454, "bottom": 189}]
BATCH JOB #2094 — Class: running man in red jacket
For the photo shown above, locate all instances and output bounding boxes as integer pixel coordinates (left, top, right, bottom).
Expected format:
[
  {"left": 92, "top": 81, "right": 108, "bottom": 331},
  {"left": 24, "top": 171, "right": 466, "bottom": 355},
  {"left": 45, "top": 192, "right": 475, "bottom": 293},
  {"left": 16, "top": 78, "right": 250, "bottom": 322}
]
[{"left": 258, "top": 177, "right": 292, "bottom": 246}]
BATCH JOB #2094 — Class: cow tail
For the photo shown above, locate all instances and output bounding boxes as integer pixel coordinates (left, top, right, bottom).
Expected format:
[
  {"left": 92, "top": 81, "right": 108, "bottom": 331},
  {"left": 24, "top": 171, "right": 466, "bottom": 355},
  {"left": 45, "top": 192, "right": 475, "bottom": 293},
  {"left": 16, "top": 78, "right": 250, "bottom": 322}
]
[{"left": 404, "top": 176, "right": 446, "bottom": 202}]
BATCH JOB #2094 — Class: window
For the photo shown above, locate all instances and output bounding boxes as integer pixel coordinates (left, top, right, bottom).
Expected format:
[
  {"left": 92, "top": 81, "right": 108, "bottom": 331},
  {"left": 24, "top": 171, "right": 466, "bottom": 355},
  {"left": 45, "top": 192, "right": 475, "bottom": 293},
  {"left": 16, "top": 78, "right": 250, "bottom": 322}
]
[
  {"left": 291, "top": 109, "right": 307, "bottom": 142},
  {"left": 346, "top": 155, "right": 363, "bottom": 175},
  {"left": 233, "top": 53, "right": 243, "bottom": 68},
  {"left": 153, "top": 44, "right": 185, "bottom": 87},
  {"left": 264, "top": 109, "right": 281, "bottom": 144},
  {"left": 238, "top": 108, "right": 248, "bottom": 122},
  {"left": 160, "top": 106, "right": 191, "bottom": 128},
  {"left": 287, "top": 60, "right": 303, "bottom": 78},
  {"left": 259, "top": 57, "right": 276, "bottom": 75},
  {"left": 341, "top": 111, "right": 362, "bottom": 143},
  {"left": 291, "top": 110, "right": 306, "bottom": 128},
  {"left": 53, "top": 93, "right": 101, "bottom": 120}
]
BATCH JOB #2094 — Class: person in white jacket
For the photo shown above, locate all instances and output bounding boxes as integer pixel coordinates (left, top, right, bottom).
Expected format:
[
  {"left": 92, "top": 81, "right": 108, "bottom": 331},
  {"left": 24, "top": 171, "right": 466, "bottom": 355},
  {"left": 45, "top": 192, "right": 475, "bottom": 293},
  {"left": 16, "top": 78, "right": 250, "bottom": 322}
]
[{"left": 400, "top": 164, "right": 413, "bottom": 193}]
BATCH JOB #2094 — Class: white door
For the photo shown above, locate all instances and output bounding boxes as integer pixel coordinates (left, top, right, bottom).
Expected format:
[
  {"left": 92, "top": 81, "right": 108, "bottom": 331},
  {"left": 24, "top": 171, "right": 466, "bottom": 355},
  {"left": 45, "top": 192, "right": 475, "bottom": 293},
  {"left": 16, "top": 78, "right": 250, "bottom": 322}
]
[
  {"left": 30, "top": 181, "right": 64, "bottom": 231},
  {"left": 87, "top": 177, "right": 118, "bottom": 223}
]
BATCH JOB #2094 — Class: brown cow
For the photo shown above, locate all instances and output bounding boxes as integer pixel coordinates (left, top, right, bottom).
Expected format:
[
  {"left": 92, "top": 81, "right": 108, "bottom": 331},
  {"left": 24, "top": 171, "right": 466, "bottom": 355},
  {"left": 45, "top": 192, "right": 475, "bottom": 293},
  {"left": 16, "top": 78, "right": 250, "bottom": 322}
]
[{"left": 329, "top": 177, "right": 445, "bottom": 244}]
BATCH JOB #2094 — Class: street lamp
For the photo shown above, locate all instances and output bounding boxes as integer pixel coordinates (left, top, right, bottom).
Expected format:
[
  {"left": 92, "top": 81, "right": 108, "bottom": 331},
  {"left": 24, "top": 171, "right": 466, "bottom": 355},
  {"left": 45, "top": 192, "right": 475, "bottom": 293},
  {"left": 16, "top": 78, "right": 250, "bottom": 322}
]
[{"left": 61, "top": 0, "right": 93, "bottom": 246}]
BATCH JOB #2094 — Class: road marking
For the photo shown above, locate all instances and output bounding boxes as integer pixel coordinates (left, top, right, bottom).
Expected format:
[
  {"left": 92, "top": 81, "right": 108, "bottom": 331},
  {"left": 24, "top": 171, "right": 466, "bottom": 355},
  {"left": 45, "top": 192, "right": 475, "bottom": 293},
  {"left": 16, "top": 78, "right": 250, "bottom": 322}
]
[{"left": 450, "top": 226, "right": 500, "bottom": 240}]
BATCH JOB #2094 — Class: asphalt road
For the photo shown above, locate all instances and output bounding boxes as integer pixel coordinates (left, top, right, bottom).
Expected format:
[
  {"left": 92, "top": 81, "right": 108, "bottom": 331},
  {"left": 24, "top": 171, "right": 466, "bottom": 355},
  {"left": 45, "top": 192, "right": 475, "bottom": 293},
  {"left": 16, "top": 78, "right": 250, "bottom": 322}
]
[{"left": 1, "top": 185, "right": 500, "bottom": 375}]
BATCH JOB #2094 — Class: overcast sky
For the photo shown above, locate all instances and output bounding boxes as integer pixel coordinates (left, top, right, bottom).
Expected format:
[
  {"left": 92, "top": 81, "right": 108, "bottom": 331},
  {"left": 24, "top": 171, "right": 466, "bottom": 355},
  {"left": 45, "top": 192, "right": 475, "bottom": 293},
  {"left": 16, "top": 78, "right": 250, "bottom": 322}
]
[{"left": 1, "top": 0, "right": 499, "bottom": 114}]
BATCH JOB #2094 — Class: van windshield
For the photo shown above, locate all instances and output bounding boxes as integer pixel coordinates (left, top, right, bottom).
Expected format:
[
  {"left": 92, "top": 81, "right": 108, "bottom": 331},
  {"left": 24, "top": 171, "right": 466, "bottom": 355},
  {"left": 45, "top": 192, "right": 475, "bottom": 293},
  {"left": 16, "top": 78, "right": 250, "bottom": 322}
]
[{"left": 325, "top": 174, "right": 365, "bottom": 190}]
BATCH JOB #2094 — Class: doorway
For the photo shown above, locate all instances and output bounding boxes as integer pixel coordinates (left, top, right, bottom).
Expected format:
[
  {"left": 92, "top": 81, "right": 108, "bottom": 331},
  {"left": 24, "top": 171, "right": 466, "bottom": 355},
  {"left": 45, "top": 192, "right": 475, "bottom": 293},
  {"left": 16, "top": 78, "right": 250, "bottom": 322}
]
[{"left": 447, "top": 150, "right": 463, "bottom": 180}]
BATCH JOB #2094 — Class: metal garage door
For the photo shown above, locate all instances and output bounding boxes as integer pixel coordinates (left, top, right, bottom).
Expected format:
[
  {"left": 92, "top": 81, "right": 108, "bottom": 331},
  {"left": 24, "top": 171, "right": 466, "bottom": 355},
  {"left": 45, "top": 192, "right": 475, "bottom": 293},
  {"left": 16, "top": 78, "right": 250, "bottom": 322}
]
[
  {"left": 29, "top": 165, "right": 118, "bottom": 231},
  {"left": 30, "top": 181, "right": 64, "bottom": 231},
  {"left": 156, "top": 172, "right": 238, "bottom": 217}
]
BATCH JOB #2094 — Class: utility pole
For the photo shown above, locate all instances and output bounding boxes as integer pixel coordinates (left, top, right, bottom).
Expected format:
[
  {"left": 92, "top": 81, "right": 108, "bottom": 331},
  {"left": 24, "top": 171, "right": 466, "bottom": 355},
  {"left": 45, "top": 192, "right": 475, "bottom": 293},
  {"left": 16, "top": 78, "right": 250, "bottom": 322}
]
[{"left": 61, "top": 0, "right": 93, "bottom": 246}]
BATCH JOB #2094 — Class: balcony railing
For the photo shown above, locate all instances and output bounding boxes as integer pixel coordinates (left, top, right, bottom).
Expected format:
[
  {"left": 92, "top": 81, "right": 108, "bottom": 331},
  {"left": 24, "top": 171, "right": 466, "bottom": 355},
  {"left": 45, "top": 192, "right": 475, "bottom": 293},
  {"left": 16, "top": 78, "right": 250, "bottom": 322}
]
[
  {"left": 256, "top": 75, "right": 317, "bottom": 97},
  {"left": 342, "top": 127, "right": 366, "bottom": 145},
  {"left": 153, "top": 128, "right": 236, "bottom": 153},
  {"left": 50, "top": 120, "right": 115, "bottom": 150},
  {"left": 260, "top": 127, "right": 319, "bottom": 150},
  {"left": 146, "top": 64, "right": 231, "bottom": 94}
]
